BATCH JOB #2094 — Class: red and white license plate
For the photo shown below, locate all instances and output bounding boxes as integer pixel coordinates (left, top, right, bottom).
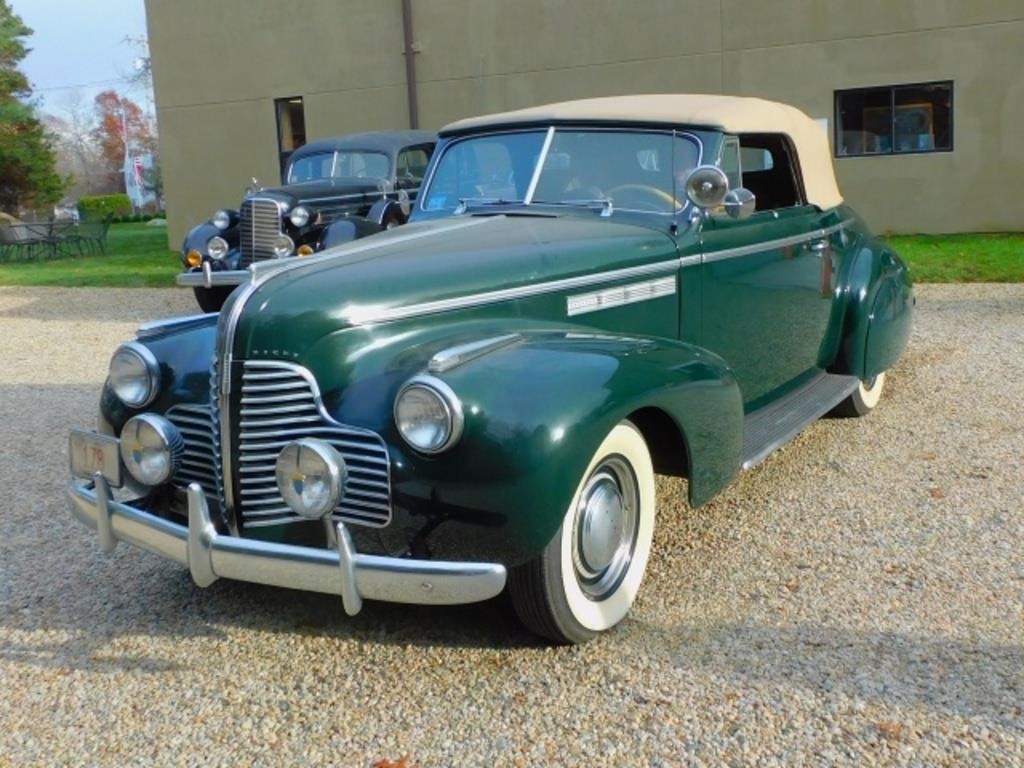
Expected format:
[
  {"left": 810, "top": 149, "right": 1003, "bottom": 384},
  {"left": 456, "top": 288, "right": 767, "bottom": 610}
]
[{"left": 69, "top": 430, "right": 122, "bottom": 487}]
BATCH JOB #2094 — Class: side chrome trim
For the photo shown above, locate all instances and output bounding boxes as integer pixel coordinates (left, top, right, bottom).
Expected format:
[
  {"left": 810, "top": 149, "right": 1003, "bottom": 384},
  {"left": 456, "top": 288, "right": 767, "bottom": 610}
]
[
  {"left": 342, "top": 258, "right": 680, "bottom": 326},
  {"left": 428, "top": 334, "right": 522, "bottom": 373},
  {"left": 68, "top": 479, "right": 507, "bottom": 613},
  {"left": 703, "top": 218, "right": 855, "bottom": 264},
  {"left": 137, "top": 312, "right": 219, "bottom": 339},
  {"left": 567, "top": 275, "right": 676, "bottom": 317}
]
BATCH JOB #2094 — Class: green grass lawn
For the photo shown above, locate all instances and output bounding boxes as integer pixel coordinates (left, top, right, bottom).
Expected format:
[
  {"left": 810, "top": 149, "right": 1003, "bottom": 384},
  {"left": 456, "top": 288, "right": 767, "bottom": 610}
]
[
  {"left": 0, "top": 222, "right": 179, "bottom": 287},
  {"left": 886, "top": 233, "right": 1024, "bottom": 283},
  {"left": 0, "top": 222, "right": 1021, "bottom": 287}
]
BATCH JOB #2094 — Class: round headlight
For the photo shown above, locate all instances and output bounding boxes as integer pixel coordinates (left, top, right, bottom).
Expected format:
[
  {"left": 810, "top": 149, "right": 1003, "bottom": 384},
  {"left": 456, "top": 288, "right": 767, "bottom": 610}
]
[
  {"left": 394, "top": 376, "right": 464, "bottom": 454},
  {"left": 211, "top": 210, "right": 232, "bottom": 230},
  {"left": 119, "top": 414, "right": 183, "bottom": 486},
  {"left": 272, "top": 234, "right": 294, "bottom": 258},
  {"left": 108, "top": 342, "right": 160, "bottom": 407},
  {"left": 289, "top": 206, "right": 311, "bottom": 227},
  {"left": 207, "top": 236, "right": 229, "bottom": 259},
  {"left": 275, "top": 439, "right": 347, "bottom": 520}
]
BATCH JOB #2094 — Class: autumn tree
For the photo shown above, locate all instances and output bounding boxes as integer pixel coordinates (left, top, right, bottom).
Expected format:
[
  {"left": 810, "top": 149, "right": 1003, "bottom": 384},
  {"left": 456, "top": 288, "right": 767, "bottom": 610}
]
[
  {"left": 92, "top": 89, "right": 155, "bottom": 191},
  {"left": 0, "top": 0, "right": 65, "bottom": 213}
]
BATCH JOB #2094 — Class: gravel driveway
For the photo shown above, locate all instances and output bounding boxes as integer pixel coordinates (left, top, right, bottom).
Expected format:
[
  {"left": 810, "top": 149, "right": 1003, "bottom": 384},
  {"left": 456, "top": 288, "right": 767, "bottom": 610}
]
[{"left": 0, "top": 284, "right": 1021, "bottom": 767}]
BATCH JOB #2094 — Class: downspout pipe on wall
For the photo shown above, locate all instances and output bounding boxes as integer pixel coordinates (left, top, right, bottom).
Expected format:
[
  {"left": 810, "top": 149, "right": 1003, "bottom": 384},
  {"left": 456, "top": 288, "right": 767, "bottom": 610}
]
[{"left": 401, "top": 0, "right": 420, "bottom": 129}]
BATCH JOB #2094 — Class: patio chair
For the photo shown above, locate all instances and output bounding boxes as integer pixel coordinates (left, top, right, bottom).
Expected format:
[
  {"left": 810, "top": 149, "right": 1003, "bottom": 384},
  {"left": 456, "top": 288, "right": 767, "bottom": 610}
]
[
  {"left": 0, "top": 222, "right": 50, "bottom": 260},
  {"left": 73, "top": 213, "right": 113, "bottom": 255}
]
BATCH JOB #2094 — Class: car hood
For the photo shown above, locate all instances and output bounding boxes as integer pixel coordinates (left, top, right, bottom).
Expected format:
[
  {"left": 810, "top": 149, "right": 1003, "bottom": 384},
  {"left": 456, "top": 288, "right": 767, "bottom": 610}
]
[
  {"left": 231, "top": 213, "right": 681, "bottom": 357},
  {"left": 250, "top": 178, "right": 387, "bottom": 206}
]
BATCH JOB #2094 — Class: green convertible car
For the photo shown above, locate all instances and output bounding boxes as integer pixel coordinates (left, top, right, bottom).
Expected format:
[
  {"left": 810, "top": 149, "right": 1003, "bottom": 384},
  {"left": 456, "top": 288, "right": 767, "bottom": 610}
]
[{"left": 68, "top": 95, "right": 913, "bottom": 644}]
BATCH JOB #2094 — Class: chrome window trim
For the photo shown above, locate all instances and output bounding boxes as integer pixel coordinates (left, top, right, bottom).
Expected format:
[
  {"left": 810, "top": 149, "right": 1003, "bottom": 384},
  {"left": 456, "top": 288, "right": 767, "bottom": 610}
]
[
  {"left": 419, "top": 126, "right": 704, "bottom": 215},
  {"left": 523, "top": 126, "right": 556, "bottom": 204}
]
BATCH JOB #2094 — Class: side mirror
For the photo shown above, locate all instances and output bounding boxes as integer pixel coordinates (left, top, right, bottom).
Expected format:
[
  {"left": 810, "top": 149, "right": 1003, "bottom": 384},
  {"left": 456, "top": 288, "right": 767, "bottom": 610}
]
[
  {"left": 684, "top": 165, "right": 729, "bottom": 209},
  {"left": 724, "top": 188, "right": 756, "bottom": 220}
]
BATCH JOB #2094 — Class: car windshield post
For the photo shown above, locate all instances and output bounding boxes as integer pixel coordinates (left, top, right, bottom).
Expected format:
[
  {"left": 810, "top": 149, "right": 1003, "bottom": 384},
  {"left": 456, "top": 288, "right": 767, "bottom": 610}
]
[{"left": 522, "top": 127, "right": 556, "bottom": 203}]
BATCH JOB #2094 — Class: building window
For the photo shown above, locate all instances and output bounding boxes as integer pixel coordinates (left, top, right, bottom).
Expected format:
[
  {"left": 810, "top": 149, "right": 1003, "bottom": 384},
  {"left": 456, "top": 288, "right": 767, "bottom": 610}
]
[
  {"left": 275, "top": 97, "right": 306, "bottom": 176},
  {"left": 835, "top": 82, "right": 952, "bottom": 157}
]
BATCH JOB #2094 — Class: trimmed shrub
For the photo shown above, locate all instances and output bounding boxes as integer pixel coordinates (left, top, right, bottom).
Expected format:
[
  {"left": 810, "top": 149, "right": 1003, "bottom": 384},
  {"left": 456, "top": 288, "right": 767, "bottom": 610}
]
[{"left": 79, "top": 194, "right": 132, "bottom": 220}]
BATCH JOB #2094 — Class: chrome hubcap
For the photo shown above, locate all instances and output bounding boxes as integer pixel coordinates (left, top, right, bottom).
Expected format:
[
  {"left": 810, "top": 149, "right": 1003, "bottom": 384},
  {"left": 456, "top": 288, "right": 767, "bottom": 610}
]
[{"left": 572, "top": 456, "right": 639, "bottom": 600}]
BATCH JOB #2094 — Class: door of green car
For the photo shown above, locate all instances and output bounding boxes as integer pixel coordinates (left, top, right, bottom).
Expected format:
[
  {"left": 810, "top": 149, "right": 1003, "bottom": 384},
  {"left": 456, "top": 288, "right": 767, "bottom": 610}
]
[{"left": 697, "top": 136, "right": 836, "bottom": 409}]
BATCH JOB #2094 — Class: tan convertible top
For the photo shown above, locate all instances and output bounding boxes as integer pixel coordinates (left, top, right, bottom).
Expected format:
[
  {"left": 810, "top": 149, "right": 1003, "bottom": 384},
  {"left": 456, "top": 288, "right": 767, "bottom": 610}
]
[{"left": 442, "top": 94, "right": 843, "bottom": 210}]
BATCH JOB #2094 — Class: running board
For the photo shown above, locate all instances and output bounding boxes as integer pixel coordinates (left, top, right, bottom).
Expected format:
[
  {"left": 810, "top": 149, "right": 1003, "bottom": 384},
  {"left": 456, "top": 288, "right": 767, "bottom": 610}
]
[{"left": 741, "top": 373, "right": 859, "bottom": 470}]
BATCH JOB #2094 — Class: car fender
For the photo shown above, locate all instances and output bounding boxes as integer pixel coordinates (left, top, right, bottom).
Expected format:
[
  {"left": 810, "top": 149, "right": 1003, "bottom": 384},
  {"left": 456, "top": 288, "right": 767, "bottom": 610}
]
[
  {"left": 318, "top": 215, "right": 385, "bottom": 251},
  {"left": 325, "top": 330, "right": 742, "bottom": 566},
  {"left": 828, "top": 230, "right": 914, "bottom": 379},
  {"left": 181, "top": 221, "right": 239, "bottom": 268}
]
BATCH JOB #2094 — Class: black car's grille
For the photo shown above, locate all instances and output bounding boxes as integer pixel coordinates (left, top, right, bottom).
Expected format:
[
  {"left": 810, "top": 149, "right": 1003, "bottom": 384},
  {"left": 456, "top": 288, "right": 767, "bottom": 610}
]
[
  {"left": 239, "top": 197, "right": 282, "bottom": 267},
  {"left": 236, "top": 361, "right": 393, "bottom": 529}
]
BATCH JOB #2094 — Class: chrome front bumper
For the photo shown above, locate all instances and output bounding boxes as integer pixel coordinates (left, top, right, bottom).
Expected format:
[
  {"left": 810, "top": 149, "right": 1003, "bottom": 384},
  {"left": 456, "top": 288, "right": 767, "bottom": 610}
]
[
  {"left": 68, "top": 477, "right": 507, "bottom": 614},
  {"left": 176, "top": 263, "right": 247, "bottom": 288}
]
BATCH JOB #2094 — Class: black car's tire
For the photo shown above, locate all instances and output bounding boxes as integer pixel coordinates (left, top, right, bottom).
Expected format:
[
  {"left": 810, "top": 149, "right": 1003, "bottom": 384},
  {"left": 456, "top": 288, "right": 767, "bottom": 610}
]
[
  {"left": 509, "top": 421, "right": 655, "bottom": 645},
  {"left": 833, "top": 373, "right": 886, "bottom": 417},
  {"left": 192, "top": 286, "right": 233, "bottom": 313}
]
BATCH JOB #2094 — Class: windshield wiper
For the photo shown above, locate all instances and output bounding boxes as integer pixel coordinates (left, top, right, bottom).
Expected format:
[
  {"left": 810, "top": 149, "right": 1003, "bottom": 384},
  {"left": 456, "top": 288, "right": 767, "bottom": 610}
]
[{"left": 454, "top": 197, "right": 523, "bottom": 214}]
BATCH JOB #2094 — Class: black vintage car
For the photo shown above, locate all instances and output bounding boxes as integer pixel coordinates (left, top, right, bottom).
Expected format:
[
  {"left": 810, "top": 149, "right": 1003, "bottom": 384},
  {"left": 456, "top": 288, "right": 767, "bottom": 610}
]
[{"left": 177, "top": 129, "right": 436, "bottom": 311}]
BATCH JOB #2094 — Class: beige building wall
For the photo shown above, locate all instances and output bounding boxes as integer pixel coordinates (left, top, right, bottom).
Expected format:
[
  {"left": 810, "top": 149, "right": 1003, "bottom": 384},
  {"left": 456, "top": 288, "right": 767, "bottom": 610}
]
[{"left": 146, "top": 0, "right": 1024, "bottom": 244}]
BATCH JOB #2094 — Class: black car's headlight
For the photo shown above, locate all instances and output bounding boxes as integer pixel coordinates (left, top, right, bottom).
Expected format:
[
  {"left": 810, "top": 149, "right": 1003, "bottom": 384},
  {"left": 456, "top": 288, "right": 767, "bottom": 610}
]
[
  {"left": 119, "top": 414, "right": 183, "bottom": 486},
  {"left": 207, "top": 236, "right": 229, "bottom": 259},
  {"left": 394, "top": 376, "right": 464, "bottom": 454},
  {"left": 108, "top": 342, "right": 160, "bottom": 407},
  {"left": 211, "top": 210, "right": 232, "bottom": 230},
  {"left": 289, "top": 206, "right": 311, "bottom": 228}
]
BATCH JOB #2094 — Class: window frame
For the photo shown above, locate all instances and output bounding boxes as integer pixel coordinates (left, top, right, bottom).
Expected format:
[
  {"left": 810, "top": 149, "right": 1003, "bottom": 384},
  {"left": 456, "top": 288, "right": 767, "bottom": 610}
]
[{"left": 834, "top": 80, "right": 954, "bottom": 159}]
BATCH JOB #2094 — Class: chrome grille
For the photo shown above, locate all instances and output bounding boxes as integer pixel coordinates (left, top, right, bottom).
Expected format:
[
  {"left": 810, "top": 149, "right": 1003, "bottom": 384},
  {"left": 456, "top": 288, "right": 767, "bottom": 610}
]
[
  {"left": 166, "top": 357, "right": 224, "bottom": 512},
  {"left": 239, "top": 197, "right": 282, "bottom": 267},
  {"left": 236, "top": 360, "right": 392, "bottom": 529}
]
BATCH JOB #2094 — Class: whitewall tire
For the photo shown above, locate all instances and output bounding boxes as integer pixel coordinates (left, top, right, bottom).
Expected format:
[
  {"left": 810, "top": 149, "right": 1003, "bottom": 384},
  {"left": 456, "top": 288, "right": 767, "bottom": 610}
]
[
  {"left": 509, "top": 421, "right": 656, "bottom": 644},
  {"left": 834, "top": 372, "right": 886, "bottom": 417}
]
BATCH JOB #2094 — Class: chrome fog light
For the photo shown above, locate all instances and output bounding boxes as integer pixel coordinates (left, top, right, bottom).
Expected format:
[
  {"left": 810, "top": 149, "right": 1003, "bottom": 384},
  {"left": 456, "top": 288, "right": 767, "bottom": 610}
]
[
  {"left": 394, "top": 376, "right": 464, "bottom": 454},
  {"left": 108, "top": 342, "right": 160, "bottom": 407},
  {"left": 119, "top": 414, "right": 183, "bottom": 486},
  {"left": 272, "top": 234, "right": 295, "bottom": 258},
  {"left": 207, "top": 236, "right": 229, "bottom": 259},
  {"left": 275, "top": 438, "right": 347, "bottom": 520}
]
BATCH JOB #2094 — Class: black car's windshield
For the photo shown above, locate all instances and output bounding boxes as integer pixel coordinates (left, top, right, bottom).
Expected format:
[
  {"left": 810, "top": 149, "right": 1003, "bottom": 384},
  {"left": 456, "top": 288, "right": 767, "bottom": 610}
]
[
  {"left": 420, "top": 129, "right": 701, "bottom": 216},
  {"left": 288, "top": 150, "right": 391, "bottom": 183}
]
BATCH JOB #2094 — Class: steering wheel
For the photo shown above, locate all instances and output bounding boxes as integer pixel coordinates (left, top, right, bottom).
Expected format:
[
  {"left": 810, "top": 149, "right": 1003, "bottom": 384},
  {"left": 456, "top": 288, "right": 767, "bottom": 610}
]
[{"left": 606, "top": 184, "right": 680, "bottom": 212}]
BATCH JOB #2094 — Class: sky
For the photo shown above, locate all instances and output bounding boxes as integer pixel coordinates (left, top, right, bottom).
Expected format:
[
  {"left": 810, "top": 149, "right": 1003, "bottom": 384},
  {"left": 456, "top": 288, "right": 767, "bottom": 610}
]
[{"left": 16, "top": 0, "right": 151, "bottom": 115}]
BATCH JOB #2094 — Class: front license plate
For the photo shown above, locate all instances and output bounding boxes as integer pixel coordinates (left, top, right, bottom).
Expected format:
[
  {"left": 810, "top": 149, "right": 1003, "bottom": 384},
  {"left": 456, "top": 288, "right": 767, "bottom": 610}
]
[{"left": 69, "top": 430, "right": 122, "bottom": 487}]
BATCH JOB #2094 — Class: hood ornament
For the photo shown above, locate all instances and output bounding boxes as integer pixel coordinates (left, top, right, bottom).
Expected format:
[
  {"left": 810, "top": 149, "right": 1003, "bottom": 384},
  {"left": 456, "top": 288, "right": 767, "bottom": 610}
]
[{"left": 245, "top": 176, "right": 263, "bottom": 196}]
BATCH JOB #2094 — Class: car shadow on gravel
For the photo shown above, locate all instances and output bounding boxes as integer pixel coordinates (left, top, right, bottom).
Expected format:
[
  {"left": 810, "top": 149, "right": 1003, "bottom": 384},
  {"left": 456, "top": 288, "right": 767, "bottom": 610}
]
[{"left": 653, "top": 621, "right": 1024, "bottom": 722}]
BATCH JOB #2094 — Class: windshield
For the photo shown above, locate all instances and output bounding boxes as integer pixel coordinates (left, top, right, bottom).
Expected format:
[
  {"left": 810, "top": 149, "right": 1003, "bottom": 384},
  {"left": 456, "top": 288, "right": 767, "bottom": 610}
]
[
  {"left": 420, "top": 129, "right": 701, "bottom": 215},
  {"left": 287, "top": 150, "right": 391, "bottom": 183}
]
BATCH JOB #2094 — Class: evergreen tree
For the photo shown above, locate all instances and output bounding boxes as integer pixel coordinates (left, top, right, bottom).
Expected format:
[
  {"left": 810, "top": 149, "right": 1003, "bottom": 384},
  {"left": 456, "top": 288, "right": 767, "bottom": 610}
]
[{"left": 0, "top": 1, "right": 65, "bottom": 213}]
